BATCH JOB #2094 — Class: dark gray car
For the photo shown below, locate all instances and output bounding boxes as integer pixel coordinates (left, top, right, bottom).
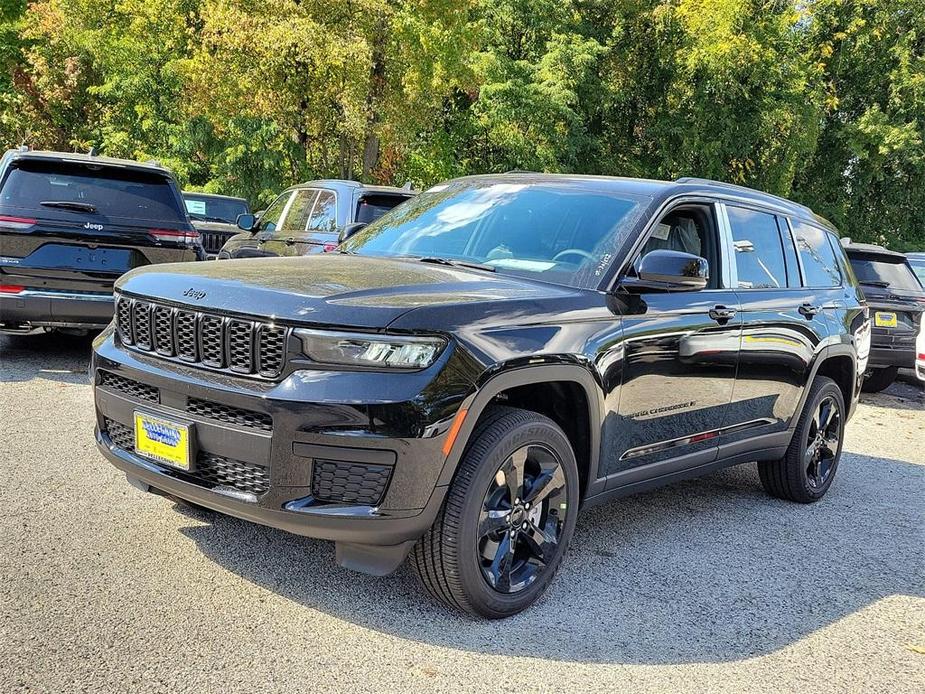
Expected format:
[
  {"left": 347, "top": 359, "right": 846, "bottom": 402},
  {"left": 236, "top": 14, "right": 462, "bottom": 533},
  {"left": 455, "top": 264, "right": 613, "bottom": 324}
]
[{"left": 218, "top": 180, "right": 414, "bottom": 259}]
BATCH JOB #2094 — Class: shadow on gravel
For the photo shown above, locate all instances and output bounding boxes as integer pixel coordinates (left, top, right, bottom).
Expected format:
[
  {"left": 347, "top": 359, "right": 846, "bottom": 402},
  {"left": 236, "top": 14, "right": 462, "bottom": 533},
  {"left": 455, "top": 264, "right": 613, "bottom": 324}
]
[
  {"left": 178, "top": 452, "right": 924, "bottom": 665},
  {"left": 860, "top": 379, "right": 924, "bottom": 412},
  {"left": 0, "top": 333, "right": 95, "bottom": 384}
]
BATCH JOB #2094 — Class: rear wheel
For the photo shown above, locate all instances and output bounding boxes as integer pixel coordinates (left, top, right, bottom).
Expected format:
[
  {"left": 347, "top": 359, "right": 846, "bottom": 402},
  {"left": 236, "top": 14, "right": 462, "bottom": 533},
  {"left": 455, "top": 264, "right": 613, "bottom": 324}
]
[
  {"left": 861, "top": 366, "right": 897, "bottom": 393},
  {"left": 758, "top": 376, "right": 845, "bottom": 503},
  {"left": 411, "top": 407, "right": 579, "bottom": 618}
]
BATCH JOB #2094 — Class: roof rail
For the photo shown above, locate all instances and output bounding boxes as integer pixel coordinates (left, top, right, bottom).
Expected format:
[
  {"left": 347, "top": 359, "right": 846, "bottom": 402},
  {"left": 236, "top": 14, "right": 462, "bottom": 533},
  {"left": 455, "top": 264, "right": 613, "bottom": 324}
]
[
  {"left": 675, "top": 176, "right": 814, "bottom": 216},
  {"left": 18, "top": 144, "right": 29, "bottom": 152}
]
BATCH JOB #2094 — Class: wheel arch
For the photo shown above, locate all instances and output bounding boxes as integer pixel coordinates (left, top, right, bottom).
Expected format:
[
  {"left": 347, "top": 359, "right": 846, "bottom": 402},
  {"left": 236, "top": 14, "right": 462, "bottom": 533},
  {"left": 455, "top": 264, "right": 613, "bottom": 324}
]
[
  {"left": 436, "top": 364, "right": 604, "bottom": 500},
  {"left": 790, "top": 345, "right": 858, "bottom": 430}
]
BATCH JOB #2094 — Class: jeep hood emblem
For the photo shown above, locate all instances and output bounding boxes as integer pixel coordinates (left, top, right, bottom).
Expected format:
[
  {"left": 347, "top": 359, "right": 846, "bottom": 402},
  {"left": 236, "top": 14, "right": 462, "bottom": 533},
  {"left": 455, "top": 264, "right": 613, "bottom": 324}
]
[{"left": 183, "top": 287, "right": 207, "bottom": 300}]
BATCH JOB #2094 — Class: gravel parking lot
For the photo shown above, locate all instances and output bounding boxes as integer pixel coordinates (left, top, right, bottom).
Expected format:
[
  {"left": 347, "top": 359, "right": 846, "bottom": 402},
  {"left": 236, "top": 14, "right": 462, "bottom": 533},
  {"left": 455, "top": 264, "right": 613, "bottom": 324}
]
[{"left": 1, "top": 332, "right": 923, "bottom": 693}]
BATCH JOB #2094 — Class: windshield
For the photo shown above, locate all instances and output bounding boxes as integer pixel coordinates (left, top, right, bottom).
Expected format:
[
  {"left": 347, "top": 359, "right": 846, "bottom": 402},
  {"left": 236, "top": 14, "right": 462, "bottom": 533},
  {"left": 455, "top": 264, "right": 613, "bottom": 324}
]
[
  {"left": 183, "top": 195, "right": 250, "bottom": 224},
  {"left": 341, "top": 180, "right": 647, "bottom": 289},
  {"left": 1, "top": 160, "right": 186, "bottom": 224},
  {"left": 849, "top": 256, "right": 923, "bottom": 291}
]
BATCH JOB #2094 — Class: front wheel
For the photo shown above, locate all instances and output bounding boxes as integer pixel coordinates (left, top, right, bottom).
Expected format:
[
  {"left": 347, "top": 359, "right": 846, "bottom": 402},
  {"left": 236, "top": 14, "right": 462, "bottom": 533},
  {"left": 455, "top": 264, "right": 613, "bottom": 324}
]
[
  {"left": 411, "top": 406, "right": 579, "bottom": 618},
  {"left": 758, "top": 376, "right": 845, "bottom": 503}
]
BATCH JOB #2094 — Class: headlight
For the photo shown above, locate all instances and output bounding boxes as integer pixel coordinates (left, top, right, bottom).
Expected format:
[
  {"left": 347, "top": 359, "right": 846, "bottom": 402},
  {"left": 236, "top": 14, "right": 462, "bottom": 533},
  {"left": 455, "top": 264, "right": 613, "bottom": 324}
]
[{"left": 295, "top": 329, "right": 446, "bottom": 370}]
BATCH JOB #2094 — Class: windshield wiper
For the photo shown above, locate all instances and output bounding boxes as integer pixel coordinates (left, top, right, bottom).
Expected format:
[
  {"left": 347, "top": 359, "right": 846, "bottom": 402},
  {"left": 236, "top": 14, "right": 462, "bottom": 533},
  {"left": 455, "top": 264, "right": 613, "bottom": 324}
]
[
  {"left": 860, "top": 280, "right": 890, "bottom": 288},
  {"left": 416, "top": 256, "right": 496, "bottom": 273},
  {"left": 40, "top": 200, "right": 97, "bottom": 213}
]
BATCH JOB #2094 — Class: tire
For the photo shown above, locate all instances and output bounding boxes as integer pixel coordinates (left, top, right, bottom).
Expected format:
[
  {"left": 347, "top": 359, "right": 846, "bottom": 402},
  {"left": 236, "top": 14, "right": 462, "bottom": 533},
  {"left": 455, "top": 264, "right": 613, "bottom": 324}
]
[
  {"left": 758, "top": 376, "right": 845, "bottom": 503},
  {"left": 861, "top": 366, "right": 897, "bottom": 393},
  {"left": 411, "top": 406, "right": 580, "bottom": 618}
]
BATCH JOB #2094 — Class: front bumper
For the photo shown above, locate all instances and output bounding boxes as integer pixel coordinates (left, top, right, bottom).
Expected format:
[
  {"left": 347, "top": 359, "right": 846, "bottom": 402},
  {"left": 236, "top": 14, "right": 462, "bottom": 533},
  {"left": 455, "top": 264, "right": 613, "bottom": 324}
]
[
  {"left": 92, "top": 333, "right": 468, "bottom": 574},
  {"left": 0, "top": 288, "right": 113, "bottom": 330}
]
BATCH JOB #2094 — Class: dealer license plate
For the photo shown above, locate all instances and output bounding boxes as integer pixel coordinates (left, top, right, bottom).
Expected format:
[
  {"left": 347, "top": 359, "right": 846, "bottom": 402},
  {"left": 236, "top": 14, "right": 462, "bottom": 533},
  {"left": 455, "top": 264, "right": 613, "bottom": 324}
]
[{"left": 134, "top": 411, "right": 191, "bottom": 470}]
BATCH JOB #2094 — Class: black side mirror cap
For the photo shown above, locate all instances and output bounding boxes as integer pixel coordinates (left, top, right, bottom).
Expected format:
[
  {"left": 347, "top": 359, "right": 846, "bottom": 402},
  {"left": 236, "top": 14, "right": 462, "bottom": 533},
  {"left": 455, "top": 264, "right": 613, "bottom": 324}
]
[
  {"left": 236, "top": 213, "right": 256, "bottom": 232},
  {"left": 339, "top": 221, "right": 367, "bottom": 244},
  {"left": 620, "top": 249, "right": 709, "bottom": 292}
]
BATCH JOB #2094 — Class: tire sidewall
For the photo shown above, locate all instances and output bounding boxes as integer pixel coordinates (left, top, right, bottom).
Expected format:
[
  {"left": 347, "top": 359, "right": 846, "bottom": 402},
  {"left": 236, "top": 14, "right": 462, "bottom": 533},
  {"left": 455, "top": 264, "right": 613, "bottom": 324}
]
[{"left": 454, "top": 417, "right": 580, "bottom": 618}]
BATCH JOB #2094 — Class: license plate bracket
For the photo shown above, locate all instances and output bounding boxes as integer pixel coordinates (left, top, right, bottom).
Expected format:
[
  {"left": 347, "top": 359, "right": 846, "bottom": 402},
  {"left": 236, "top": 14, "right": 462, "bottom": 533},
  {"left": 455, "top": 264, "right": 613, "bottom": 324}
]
[{"left": 134, "top": 411, "right": 193, "bottom": 471}]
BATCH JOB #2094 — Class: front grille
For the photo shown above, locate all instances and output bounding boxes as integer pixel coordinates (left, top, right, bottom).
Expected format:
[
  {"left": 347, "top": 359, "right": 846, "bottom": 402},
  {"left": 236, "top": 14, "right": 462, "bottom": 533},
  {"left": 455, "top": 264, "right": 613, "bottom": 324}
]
[
  {"left": 116, "top": 296, "right": 288, "bottom": 378},
  {"left": 311, "top": 460, "right": 392, "bottom": 506},
  {"left": 103, "top": 418, "right": 269, "bottom": 496},
  {"left": 200, "top": 230, "right": 234, "bottom": 255},
  {"left": 185, "top": 397, "right": 272, "bottom": 432},
  {"left": 98, "top": 371, "right": 159, "bottom": 403}
]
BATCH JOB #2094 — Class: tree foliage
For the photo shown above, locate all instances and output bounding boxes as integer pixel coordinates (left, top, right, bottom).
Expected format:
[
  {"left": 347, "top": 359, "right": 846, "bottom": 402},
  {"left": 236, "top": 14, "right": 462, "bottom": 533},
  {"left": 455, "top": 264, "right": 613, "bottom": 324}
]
[{"left": 1, "top": 0, "right": 922, "bottom": 248}]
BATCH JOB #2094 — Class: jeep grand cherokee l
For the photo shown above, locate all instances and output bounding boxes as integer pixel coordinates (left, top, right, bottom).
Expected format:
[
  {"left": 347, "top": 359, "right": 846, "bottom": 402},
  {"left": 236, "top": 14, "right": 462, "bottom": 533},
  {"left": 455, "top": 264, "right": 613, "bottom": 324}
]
[
  {"left": 182, "top": 192, "right": 251, "bottom": 259},
  {"left": 92, "top": 174, "right": 867, "bottom": 618},
  {"left": 0, "top": 149, "right": 203, "bottom": 334}
]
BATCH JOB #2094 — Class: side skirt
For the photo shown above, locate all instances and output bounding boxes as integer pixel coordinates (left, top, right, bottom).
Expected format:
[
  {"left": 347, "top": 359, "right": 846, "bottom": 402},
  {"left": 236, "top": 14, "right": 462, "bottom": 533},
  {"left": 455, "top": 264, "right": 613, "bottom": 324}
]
[{"left": 581, "top": 432, "right": 791, "bottom": 510}]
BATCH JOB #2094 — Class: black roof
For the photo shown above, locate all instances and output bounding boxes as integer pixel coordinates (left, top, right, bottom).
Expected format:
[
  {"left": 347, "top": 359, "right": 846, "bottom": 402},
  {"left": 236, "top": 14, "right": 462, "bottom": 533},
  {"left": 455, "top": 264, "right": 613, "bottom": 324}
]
[
  {"left": 3, "top": 149, "right": 175, "bottom": 175},
  {"left": 843, "top": 242, "right": 909, "bottom": 262}
]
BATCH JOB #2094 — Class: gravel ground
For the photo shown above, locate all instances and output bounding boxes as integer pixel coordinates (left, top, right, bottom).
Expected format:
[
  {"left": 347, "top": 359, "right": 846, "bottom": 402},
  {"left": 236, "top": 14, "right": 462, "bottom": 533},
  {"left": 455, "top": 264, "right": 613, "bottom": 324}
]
[{"left": 1, "top": 332, "right": 923, "bottom": 693}]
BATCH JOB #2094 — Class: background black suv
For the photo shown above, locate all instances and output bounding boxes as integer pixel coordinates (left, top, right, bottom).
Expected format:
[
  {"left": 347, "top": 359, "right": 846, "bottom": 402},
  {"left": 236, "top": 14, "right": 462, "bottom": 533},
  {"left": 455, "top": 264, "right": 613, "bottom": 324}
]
[
  {"left": 182, "top": 192, "right": 251, "bottom": 259},
  {"left": 0, "top": 149, "right": 203, "bottom": 334},
  {"left": 843, "top": 242, "right": 924, "bottom": 391},
  {"left": 92, "top": 174, "right": 867, "bottom": 618}
]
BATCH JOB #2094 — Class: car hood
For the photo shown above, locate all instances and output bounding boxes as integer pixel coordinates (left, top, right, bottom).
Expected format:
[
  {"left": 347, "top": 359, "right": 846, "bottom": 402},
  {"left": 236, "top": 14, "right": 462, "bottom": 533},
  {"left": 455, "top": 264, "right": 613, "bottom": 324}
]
[
  {"left": 116, "top": 255, "right": 577, "bottom": 329},
  {"left": 190, "top": 220, "right": 239, "bottom": 233}
]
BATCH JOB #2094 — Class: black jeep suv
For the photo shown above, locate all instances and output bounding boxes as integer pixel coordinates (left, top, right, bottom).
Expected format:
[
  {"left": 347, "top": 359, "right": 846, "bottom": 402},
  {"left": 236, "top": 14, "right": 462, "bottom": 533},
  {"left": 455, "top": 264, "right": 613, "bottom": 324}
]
[
  {"left": 92, "top": 174, "right": 868, "bottom": 618},
  {"left": 0, "top": 149, "right": 203, "bottom": 334},
  {"left": 842, "top": 242, "right": 925, "bottom": 391}
]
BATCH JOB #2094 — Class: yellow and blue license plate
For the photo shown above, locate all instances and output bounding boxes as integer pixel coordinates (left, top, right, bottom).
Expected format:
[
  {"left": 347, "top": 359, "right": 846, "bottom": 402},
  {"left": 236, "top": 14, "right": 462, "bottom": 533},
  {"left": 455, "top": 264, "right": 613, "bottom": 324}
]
[
  {"left": 134, "top": 411, "right": 191, "bottom": 470},
  {"left": 874, "top": 311, "right": 897, "bottom": 328}
]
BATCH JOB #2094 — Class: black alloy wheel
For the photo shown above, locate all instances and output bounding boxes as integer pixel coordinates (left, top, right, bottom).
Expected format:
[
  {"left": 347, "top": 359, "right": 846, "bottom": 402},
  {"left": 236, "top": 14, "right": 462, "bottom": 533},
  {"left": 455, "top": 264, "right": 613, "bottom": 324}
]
[
  {"left": 804, "top": 395, "right": 841, "bottom": 490},
  {"left": 477, "top": 444, "right": 568, "bottom": 594},
  {"left": 411, "top": 406, "right": 579, "bottom": 618}
]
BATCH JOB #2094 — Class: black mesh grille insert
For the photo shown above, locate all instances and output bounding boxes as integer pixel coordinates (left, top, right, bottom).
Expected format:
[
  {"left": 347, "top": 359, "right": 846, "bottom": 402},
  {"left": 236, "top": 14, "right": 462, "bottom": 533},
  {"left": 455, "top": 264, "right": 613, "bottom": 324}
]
[
  {"left": 311, "top": 460, "right": 392, "bottom": 506},
  {"left": 199, "top": 315, "right": 225, "bottom": 368},
  {"left": 106, "top": 419, "right": 135, "bottom": 450},
  {"left": 195, "top": 453, "right": 270, "bottom": 495},
  {"left": 103, "top": 418, "right": 269, "bottom": 496},
  {"left": 258, "top": 326, "right": 286, "bottom": 377},
  {"left": 98, "top": 371, "right": 159, "bottom": 403},
  {"left": 115, "top": 296, "right": 288, "bottom": 378},
  {"left": 185, "top": 398, "right": 272, "bottom": 432},
  {"left": 153, "top": 306, "right": 175, "bottom": 356},
  {"left": 133, "top": 301, "right": 152, "bottom": 350},
  {"left": 228, "top": 320, "right": 254, "bottom": 372},
  {"left": 176, "top": 310, "right": 198, "bottom": 361},
  {"left": 116, "top": 297, "right": 133, "bottom": 345}
]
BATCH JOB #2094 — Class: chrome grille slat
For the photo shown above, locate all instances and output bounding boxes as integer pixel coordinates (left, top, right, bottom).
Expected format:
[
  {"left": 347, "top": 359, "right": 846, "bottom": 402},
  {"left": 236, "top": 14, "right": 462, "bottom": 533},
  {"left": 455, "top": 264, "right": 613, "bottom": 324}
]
[{"left": 115, "top": 296, "right": 287, "bottom": 379}]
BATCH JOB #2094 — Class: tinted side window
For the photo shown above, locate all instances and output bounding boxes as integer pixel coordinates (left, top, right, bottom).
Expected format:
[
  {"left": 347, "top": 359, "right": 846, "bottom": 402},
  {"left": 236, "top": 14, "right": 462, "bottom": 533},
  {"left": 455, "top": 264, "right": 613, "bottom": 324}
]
[
  {"left": 307, "top": 190, "right": 336, "bottom": 232},
  {"left": 792, "top": 221, "right": 841, "bottom": 287},
  {"left": 727, "top": 206, "right": 787, "bottom": 289}
]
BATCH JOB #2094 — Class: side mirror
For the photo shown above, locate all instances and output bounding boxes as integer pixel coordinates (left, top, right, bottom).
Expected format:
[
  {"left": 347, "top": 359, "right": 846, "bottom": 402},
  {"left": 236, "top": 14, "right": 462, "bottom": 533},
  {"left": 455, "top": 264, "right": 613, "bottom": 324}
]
[
  {"left": 236, "top": 213, "right": 256, "bottom": 232},
  {"left": 621, "top": 249, "right": 709, "bottom": 292},
  {"left": 339, "top": 221, "right": 367, "bottom": 244}
]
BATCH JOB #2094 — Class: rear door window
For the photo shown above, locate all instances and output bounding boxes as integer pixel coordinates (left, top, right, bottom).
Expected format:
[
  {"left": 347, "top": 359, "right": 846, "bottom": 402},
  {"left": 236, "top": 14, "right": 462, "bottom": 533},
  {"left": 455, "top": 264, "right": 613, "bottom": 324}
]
[
  {"left": 792, "top": 221, "right": 841, "bottom": 287},
  {"left": 726, "top": 205, "right": 788, "bottom": 289},
  {"left": 307, "top": 190, "right": 336, "bottom": 232},
  {"left": 1, "top": 160, "right": 185, "bottom": 224}
]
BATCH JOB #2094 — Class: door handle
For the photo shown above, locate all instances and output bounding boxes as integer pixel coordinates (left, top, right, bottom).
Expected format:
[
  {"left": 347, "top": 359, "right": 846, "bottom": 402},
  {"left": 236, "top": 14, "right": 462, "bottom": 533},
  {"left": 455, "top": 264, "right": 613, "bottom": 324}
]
[
  {"left": 799, "top": 303, "right": 821, "bottom": 318},
  {"left": 709, "top": 305, "right": 737, "bottom": 323}
]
